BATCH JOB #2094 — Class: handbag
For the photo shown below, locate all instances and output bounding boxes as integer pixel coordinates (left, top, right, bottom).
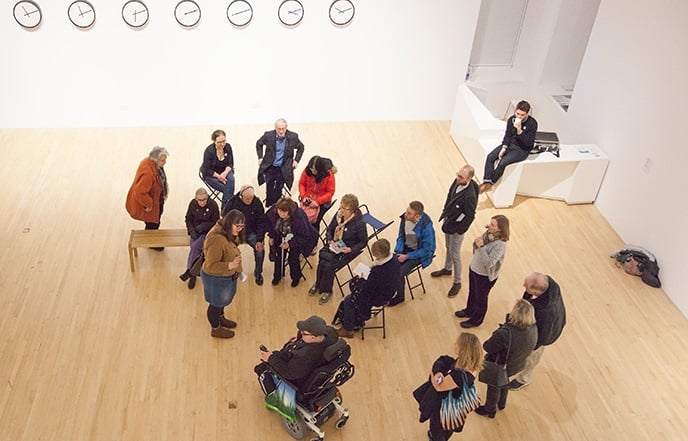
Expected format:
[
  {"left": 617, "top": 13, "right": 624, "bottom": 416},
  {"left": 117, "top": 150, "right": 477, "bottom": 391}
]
[
  {"left": 439, "top": 370, "right": 480, "bottom": 431},
  {"left": 478, "top": 326, "right": 511, "bottom": 387},
  {"left": 300, "top": 199, "right": 320, "bottom": 224},
  {"left": 189, "top": 252, "right": 205, "bottom": 277}
]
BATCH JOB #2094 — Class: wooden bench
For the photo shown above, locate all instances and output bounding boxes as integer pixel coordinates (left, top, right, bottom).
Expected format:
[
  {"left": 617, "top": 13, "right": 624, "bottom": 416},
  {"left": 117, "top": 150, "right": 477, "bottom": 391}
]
[{"left": 128, "top": 229, "right": 189, "bottom": 272}]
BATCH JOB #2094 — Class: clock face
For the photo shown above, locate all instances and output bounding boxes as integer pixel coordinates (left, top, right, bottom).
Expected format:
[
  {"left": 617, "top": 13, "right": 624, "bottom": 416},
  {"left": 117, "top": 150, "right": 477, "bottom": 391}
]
[
  {"left": 329, "top": 0, "right": 354, "bottom": 26},
  {"left": 227, "top": 0, "right": 253, "bottom": 27},
  {"left": 122, "top": 0, "right": 149, "bottom": 29},
  {"left": 175, "top": 0, "right": 201, "bottom": 28},
  {"left": 278, "top": 0, "right": 303, "bottom": 27},
  {"left": 68, "top": 0, "right": 96, "bottom": 29},
  {"left": 13, "top": 0, "right": 42, "bottom": 29}
]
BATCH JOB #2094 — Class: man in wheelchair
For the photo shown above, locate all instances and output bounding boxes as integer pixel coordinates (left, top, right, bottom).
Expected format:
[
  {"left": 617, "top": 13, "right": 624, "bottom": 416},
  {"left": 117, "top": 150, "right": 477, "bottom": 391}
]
[{"left": 255, "top": 315, "right": 354, "bottom": 440}]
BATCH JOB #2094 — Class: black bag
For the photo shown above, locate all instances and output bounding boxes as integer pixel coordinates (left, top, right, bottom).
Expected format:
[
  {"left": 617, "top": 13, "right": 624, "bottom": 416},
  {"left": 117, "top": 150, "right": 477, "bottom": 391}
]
[
  {"left": 478, "top": 327, "right": 511, "bottom": 387},
  {"left": 189, "top": 253, "right": 205, "bottom": 277}
]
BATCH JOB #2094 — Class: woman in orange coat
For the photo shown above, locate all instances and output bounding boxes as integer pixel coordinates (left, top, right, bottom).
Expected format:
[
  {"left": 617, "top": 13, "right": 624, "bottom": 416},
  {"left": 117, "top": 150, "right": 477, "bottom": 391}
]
[
  {"left": 298, "top": 156, "right": 336, "bottom": 225},
  {"left": 126, "top": 146, "right": 170, "bottom": 236}
]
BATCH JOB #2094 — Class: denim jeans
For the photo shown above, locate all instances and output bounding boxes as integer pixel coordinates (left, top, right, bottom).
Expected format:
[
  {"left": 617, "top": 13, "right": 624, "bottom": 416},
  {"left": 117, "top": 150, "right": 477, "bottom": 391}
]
[
  {"left": 245, "top": 232, "right": 265, "bottom": 277},
  {"left": 206, "top": 173, "right": 235, "bottom": 210}
]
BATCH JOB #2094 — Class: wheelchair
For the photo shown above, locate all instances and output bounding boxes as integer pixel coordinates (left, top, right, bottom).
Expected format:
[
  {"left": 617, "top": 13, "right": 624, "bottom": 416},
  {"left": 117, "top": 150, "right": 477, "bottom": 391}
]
[{"left": 256, "top": 338, "right": 355, "bottom": 440}]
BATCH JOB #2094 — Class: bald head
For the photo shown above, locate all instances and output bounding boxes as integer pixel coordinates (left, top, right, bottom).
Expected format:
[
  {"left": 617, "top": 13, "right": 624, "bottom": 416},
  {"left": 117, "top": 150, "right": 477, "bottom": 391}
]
[
  {"left": 456, "top": 165, "right": 475, "bottom": 185},
  {"left": 524, "top": 272, "right": 549, "bottom": 296}
]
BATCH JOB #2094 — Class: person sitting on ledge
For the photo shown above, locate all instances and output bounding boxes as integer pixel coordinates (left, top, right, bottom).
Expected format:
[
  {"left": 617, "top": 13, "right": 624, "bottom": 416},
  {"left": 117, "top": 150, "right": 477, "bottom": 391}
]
[{"left": 480, "top": 100, "right": 538, "bottom": 193}]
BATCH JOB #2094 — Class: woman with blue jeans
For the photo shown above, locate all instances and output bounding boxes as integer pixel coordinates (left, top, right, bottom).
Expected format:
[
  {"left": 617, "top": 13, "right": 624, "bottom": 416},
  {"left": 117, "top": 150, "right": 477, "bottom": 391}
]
[
  {"left": 201, "top": 210, "right": 245, "bottom": 339},
  {"left": 200, "top": 129, "right": 235, "bottom": 210}
]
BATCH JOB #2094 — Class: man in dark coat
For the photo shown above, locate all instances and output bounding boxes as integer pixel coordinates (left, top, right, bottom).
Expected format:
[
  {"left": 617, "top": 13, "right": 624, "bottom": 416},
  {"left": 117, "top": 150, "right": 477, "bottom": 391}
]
[
  {"left": 431, "top": 165, "right": 479, "bottom": 297},
  {"left": 256, "top": 118, "right": 305, "bottom": 207},
  {"left": 509, "top": 272, "right": 566, "bottom": 390}
]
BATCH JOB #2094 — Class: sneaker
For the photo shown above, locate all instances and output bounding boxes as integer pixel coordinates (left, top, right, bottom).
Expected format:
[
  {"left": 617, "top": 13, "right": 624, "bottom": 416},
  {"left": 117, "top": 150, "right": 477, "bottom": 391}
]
[
  {"left": 318, "top": 292, "right": 333, "bottom": 305},
  {"left": 509, "top": 380, "right": 527, "bottom": 391},
  {"left": 219, "top": 316, "right": 237, "bottom": 329},
  {"left": 211, "top": 326, "right": 235, "bottom": 338},
  {"left": 447, "top": 283, "right": 461, "bottom": 297},
  {"left": 475, "top": 405, "right": 496, "bottom": 418},
  {"left": 308, "top": 284, "right": 319, "bottom": 295},
  {"left": 255, "top": 274, "right": 264, "bottom": 286},
  {"left": 431, "top": 268, "right": 452, "bottom": 278},
  {"left": 187, "top": 276, "right": 196, "bottom": 290}
]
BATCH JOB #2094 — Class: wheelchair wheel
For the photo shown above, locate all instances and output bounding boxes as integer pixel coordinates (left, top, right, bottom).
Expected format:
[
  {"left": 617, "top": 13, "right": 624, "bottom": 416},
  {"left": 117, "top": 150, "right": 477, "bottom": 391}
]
[
  {"left": 335, "top": 415, "right": 348, "bottom": 429},
  {"left": 281, "top": 414, "right": 307, "bottom": 440}
]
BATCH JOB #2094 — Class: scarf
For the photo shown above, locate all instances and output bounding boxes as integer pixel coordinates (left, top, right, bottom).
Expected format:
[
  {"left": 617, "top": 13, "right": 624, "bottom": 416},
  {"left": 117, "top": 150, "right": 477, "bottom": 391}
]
[
  {"left": 371, "top": 254, "right": 393, "bottom": 267},
  {"left": 482, "top": 230, "right": 502, "bottom": 246},
  {"left": 157, "top": 166, "right": 168, "bottom": 201},
  {"left": 333, "top": 212, "right": 355, "bottom": 242}
]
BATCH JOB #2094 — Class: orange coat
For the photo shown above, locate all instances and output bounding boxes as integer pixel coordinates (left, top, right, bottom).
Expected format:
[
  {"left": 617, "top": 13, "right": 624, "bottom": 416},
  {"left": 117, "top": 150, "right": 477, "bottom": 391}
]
[{"left": 126, "top": 158, "right": 163, "bottom": 223}]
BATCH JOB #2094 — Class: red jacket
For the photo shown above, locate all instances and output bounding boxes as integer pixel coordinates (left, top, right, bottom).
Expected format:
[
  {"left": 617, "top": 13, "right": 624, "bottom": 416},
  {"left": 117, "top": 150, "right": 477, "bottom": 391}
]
[
  {"left": 126, "top": 158, "right": 163, "bottom": 223},
  {"left": 298, "top": 170, "right": 335, "bottom": 206}
]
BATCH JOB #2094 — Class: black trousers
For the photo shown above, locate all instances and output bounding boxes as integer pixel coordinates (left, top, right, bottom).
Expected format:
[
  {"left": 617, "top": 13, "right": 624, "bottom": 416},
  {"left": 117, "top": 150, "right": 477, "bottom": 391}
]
[
  {"left": 464, "top": 269, "right": 497, "bottom": 325},
  {"left": 483, "top": 145, "right": 529, "bottom": 184},
  {"left": 265, "top": 165, "right": 285, "bottom": 207}
]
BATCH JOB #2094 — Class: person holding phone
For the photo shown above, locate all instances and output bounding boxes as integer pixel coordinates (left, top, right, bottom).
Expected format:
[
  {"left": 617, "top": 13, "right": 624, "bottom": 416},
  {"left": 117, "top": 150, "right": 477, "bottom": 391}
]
[{"left": 480, "top": 100, "right": 538, "bottom": 193}]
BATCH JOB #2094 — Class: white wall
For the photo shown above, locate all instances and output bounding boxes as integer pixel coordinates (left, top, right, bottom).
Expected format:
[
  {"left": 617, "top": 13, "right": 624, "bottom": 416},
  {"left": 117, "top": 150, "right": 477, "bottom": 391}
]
[
  {"left": 568, "top": 0, "right": 688, "bottom": 313},
  {"left": 0, "top": 0, "right": 481, "bottom": 128}
]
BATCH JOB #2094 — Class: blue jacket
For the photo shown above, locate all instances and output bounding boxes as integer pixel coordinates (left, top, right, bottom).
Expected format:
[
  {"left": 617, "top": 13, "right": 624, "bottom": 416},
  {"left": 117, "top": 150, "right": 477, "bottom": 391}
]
[{"left": 394, "top": 212, "right": 436, "bottom": 268}]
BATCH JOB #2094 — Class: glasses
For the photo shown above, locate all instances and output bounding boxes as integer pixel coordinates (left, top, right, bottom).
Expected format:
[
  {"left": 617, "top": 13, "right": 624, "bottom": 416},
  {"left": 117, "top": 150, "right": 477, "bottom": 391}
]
[
  {"left": 235, "top": 224, "right": 245, "bottom": 229},
  {"left": 196, "top": 197, "right": 208, "bottom": 203},
  {"left": 301, "top": 331, "right": 314, "bottom": 336}
]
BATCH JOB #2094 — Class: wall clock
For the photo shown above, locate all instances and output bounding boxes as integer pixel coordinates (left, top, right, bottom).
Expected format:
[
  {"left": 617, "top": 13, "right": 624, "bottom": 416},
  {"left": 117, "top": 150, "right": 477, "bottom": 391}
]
[
  {"left": 122, "top": 0, "right": 149, "bottom": 29},
  {"left": 329, "top": 0, "right": 354, "bottom": 26},
  {"left": 68, "top": 0, "right": 96, "bottom": 29},
  {"left": 175, "top": 0, "right": 201, "bottom": 28},
  {"left": 278, "top": 0, "right": 303, "bottom": 27},
  {"left": 13, "top": 0, "right": 42, "bottom": 29},
  {"left": 227, "top": 0, "right": 252, "bottom": 27}
]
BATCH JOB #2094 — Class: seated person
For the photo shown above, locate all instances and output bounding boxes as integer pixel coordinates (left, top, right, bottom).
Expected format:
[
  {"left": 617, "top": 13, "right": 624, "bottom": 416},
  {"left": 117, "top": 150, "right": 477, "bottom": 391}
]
[
  {"left": 388, "top": 201, "right": 436, "bottom": 306},
  {"left": 256, "top": 315, "right": 338, "bottom": 393},
  {"left": 180, "top": 188, "right": 220, "bottom": 289},
  {"left": 308, "top": 194, "right": 368, "bottom": 305},
  {"left": 266, "top": 197, "right": 319, "bottom": 287},
  {"left": 333, "top": 239, "right": 401, "bottom": 338},
  {"left": 200, "top": 129, "right": 235, "bottom": 210},
  {"left": 298, "top": 156, "right": 337, "bottom": 225},
  {"left": 480, "top": 100, "right": 538, "bottom": 193}
]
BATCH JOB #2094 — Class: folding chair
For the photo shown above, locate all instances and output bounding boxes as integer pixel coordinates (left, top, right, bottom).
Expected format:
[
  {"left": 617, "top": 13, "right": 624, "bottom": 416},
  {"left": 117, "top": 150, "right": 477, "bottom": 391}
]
[
  {"left": 361, "top": 305, "right": 386, "bottom": 340},
  {"left": 199, "top": 171, "right": 223, "bottom": 203},
  {"left": 359, "top": 204, "right": 394, "bottom": 259},
  {"left": 318, "top": 199, "right": 337, "bottom": 245},
  {"left": 333, "top": 251, "right": 363, "bottom": 297},
  {"left": 403, "top": 255, "right": 435, "bottom": 300}
]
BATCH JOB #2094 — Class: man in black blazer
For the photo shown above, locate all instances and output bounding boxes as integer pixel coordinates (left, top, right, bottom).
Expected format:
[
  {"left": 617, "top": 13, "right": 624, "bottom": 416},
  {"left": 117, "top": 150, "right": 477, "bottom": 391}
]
[
  {"left": 432, "top": 165, "right": 479, "bottom": 297},
  {"left": 256, "top": 118, "right": 305, "bottom": 206}
]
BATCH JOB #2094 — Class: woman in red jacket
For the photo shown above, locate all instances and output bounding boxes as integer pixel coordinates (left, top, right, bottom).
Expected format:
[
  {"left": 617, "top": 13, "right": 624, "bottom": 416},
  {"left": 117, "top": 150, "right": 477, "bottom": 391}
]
[
  {"left": 298, "top": 156, "right": 336, "bottom": 225},
  {"left": 126, "top": 146, "right": 170, "bottom": 238}
]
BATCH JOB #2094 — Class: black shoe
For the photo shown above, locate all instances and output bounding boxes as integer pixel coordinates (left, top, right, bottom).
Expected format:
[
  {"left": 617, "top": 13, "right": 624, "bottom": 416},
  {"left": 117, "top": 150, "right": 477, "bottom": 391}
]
[
  {"left": 447, "top": 283, "right": 461, "bottom": 297},
  {"left": 509, "top": 380, "right": 527, "bottom": 391},
  {"left": 498, "top": 401, "right": 507, "bottom": 410},
  {"left": 255, "top": 274, "right": 264, "bottom": 286},
  {"left": 271, "top": 277, "right": 281, "bottom": 286},
  {"left": 150, "top": 247, "right": 164, "bottom": 251},
  {"left": 427, "top": 429, "right": 433, "bottom": 441},
  {"left": 179, "top": 270, "right": 191, "bottom": 282},
  {"left": 387, "top": 296, "right": 404, "bottom": 307},
  {"left": 308, "top": 284, "right": 318, "bottom": 295},
  {"left": 431, "top": 268, "right": 452, "bottom": 277},
  {"left": 291, "top": 278, "right": 300, "bottom": 288},
  {"left": 187, "top": 276, "right": 196, "bottom": 289},
  {"left": 454, "top": 309, "right": 469, "bottom": 318},
  {"left": 475, "top": 406, "right": 496, "bottom": 418},
  {"left": 460, "top": 320, "right": 479, "bottom": 328}
]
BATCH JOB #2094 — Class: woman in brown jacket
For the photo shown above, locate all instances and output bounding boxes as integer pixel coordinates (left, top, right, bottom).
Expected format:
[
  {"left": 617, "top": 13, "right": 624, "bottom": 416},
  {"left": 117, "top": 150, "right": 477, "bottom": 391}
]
[
  {"left": 125, "top": 146, "right": 169, "bottom": 233},
  {"left": 201, "top": 210, "right": 245, "bottom": 339}
]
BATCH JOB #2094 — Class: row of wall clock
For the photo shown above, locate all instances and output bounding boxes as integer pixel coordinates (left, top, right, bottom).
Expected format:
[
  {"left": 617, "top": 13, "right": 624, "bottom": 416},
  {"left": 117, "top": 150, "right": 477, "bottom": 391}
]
[{"left": 12, "top": 0, "right": 355, "bottom": 30}]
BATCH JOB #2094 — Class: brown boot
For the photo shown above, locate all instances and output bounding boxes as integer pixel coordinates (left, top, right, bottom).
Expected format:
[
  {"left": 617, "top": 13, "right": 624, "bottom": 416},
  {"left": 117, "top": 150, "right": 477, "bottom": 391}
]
[
  {"left": 337, "top": 327, "right": 355, "bottom": 338},
  {"left": 211, "top": 326, "right": 235, "bottom": 338},
  {"left": 219, "top": 316, "right": 237, "bottom": 329}
]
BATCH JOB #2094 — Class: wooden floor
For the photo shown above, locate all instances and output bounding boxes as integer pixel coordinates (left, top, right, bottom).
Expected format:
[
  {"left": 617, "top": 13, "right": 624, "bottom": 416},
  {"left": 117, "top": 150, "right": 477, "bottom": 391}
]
[{"left": 1, "top": 122, "right": 686, "bottom": 440}]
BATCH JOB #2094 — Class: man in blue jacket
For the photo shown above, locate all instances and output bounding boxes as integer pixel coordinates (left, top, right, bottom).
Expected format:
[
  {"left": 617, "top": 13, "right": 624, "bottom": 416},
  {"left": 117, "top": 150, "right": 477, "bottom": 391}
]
[{"left": 388, "top": 201, "right": 436, "bottom": 306}]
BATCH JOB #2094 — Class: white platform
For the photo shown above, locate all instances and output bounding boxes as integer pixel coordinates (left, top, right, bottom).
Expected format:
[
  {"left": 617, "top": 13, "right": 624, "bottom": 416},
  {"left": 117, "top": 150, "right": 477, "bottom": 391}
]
[{"left": 450, "top": 84, "right": 609, "bottom": 208}]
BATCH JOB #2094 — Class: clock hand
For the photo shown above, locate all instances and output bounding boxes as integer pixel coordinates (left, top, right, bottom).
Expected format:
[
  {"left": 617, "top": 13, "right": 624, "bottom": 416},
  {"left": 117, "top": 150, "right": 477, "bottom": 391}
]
[
  {"left": 340, "top": 7, "right": 352, "bottom": 13},
  {"left": 232, "top": 9, "right": 250, "bottom": 16},
  {"left": 79, "top": 8, "right": 93, "bottom": 18},
  {"left": 288, "top": 8, "right": 302, "bottom": 15},
  {"left": 184, "top": 9, "right": 199, "bottom": 15},
  {"left": 335, "top": 7, "right": 343, "bottom": 13},
  {"left": 24, "top": 8, "right": 38, "bottom": 17}
]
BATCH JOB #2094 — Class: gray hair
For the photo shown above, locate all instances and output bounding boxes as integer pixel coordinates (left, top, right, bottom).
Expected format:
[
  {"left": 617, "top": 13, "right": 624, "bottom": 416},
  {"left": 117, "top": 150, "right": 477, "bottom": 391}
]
[
  {"left": 274, "top": 118, "right": 287, "bottom": 127},
  {"left": 149, "top": 146, "right": 169, "bottom": 161},
  {"left": 195, "top": 188, "right": 208, "bottom": 197}
]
